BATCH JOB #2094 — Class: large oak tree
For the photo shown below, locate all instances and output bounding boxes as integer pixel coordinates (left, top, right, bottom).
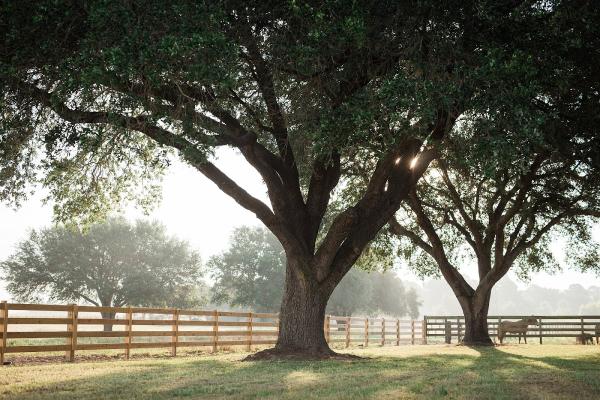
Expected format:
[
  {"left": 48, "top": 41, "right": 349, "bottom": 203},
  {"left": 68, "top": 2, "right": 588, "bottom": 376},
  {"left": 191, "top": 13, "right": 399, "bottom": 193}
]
[{"left": 0, "top": 1, "right": 565, "bottom": 357}]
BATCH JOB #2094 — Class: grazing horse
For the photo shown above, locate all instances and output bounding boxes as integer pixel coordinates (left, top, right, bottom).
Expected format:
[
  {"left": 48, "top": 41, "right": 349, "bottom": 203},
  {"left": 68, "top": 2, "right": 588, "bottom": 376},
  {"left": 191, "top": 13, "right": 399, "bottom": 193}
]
[{"left": 497, "top": 317, "right": 539, "bottom": 344}]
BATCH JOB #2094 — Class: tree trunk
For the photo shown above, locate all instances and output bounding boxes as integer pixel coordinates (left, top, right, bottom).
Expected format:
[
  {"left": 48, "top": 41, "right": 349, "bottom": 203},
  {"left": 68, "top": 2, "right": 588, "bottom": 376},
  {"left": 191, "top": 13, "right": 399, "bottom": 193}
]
[
  {"left": 245, "top": 257, "right": 347, "bottom": 360},
  {"left": 275, "top": 266, "right": 331, "bottom": 354},
  {"left": 459, "top": 291, "right": 493, "bottom": 346},
  {"left": 100, "top": 311, "right": 116, "bottom": 332}
]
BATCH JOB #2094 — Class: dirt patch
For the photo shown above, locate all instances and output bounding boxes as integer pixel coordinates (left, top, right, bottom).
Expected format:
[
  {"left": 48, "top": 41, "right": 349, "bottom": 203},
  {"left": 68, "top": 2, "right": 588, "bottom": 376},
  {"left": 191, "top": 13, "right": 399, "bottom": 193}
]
[{"left": 243, "top": 347, "right": 364, "bottom": 362}]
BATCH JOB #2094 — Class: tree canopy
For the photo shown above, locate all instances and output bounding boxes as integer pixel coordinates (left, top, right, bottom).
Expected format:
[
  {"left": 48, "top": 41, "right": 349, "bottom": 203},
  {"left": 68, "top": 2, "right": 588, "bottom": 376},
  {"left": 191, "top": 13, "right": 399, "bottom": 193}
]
[
  {"left": 1, "top": 218, "right": 205, "bottom": 310},
  {"left": 209, "top": 226, "right": 285, "bottom": 313},
  {"left": 390, "top": 137, "right": 600, "bottom": 343}
]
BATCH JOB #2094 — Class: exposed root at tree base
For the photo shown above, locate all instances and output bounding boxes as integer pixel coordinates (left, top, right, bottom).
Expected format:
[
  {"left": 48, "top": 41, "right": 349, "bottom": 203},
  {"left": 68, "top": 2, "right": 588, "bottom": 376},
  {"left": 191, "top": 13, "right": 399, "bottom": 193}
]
[
  {"left": 457, "top": 340, "right": 495, "bottom": 347},
  {"left": 242, "top": 347, "right": 364, "bottom": 361}
]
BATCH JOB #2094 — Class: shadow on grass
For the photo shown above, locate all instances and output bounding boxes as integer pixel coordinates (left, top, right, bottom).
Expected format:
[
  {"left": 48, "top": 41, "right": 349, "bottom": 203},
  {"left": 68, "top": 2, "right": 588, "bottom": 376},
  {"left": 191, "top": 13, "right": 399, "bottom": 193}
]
[{"left": 3, "top": 347, "right": 600, "bottom": 399}]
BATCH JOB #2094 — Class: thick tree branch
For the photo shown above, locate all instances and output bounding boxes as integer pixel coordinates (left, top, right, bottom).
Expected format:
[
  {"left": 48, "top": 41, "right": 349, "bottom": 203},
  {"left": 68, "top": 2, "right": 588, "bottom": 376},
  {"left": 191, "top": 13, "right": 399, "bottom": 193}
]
[
  {"left": 406, "top": 189, "right": 474, "bottom": 297},
  {"left": 317, "top": 141, "right": 424, "bottom": 288},
  {"left": 495, "top": 155, "right": 545, "bottom": 228},
  {"left": 445, "top": 211, "right": 478, "bottom": 250},
  {"left": 305, "top": 151, "right": 342, "bottom": 246},
  {"left": 478, "top": 211, "right": 567, "bottom": 293},
  {"left": 438, "top": 159, "right": 483, "bottom": 247},
  {"left": 17, "top": 82, "right": 287, "bottom": 235},
  {"left": 236, "top": 25, "right": 298, "bottom": 174},
  {"left": 505, "top": 213, "right": 530, "bottom": 253}
]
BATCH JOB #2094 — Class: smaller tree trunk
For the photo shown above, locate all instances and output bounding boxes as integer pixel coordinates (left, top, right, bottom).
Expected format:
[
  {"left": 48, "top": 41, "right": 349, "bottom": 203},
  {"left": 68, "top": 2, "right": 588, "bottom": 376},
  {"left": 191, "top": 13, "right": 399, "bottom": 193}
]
[
  {"left": 458, "top": 291, "right": 494, "bottom": 346},
  {"left": 100, "top": 311, "right": 116, "bottom": 332}
]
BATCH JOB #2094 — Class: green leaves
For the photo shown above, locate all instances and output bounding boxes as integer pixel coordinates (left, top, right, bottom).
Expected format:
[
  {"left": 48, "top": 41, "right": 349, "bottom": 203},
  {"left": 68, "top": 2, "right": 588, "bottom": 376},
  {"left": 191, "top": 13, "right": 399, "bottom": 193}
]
[
  {"left": 209, "top": 226, "right": 286, "bottom": 312},
  {"left": 41, "top": 127, "right": 168, "bottom": 226},
  {"left": 0, "top": 217, "right": 206, "bottom": 308}
]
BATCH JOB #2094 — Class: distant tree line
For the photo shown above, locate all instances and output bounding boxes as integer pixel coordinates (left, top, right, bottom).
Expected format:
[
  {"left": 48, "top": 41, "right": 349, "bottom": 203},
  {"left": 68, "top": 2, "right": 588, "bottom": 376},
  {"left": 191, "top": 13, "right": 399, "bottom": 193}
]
[{"left": 6, "top": 218, "right": 598, "bottom": 324}]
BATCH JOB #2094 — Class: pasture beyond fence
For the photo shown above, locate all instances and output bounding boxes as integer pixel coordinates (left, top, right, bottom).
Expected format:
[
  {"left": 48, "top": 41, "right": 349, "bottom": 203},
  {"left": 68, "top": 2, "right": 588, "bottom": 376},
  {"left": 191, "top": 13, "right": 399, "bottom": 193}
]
[
  {"left": 0, "top": 301, "right": 425, "bottom": 364},
  {"left": 424, "top": 315, "right": 600, "bottom": 343}
]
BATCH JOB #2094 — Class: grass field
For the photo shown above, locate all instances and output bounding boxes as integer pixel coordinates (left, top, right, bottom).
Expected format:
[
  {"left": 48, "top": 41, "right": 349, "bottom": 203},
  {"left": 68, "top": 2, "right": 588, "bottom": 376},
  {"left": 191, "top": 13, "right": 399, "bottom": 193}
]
[{"left": 1, "top": 345, "right": 599, "bottom": 399}]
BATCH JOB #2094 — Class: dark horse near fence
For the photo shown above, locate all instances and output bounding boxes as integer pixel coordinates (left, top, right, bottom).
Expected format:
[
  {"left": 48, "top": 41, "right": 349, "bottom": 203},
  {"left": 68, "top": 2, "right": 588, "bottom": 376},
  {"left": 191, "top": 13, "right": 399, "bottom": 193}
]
[{"left": 498, "top": 317, "right": 539, "bottom": 344}]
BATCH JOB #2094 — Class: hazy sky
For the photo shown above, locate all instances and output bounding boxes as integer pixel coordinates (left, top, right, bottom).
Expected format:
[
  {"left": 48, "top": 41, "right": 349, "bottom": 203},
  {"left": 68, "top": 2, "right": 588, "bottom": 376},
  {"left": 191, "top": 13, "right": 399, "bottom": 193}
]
[{"left": 1, "top": 149, "right": 598, "bottom": 300}]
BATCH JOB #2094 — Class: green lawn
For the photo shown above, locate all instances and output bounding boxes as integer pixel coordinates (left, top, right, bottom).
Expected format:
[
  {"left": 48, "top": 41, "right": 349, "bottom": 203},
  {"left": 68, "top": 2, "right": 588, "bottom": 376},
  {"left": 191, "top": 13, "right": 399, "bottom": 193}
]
[{"left": 1, "top": 345, "right": 599, "bottom": 399}]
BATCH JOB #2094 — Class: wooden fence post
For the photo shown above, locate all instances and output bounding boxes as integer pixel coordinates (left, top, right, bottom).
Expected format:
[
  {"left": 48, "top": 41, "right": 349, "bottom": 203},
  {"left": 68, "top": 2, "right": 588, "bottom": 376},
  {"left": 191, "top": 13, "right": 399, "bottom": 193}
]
[
  {"left": 580, "top": 317, "right": 584, "bottom": 335},
  {"left": 364, "top": 318, "right": 369, "bottom": 347},
  {"left": 213, "top": 310, "right": 219, "bottom": 353},
  {"left": 1, "top": 301, "right": 8, "bottom": 365},
  {"left": 411, "top": 320, "right": 415, "bottom": 345},
  {"left": 396, "top": 319, "right": 400, "bottom": 346},
  {"left": 457, "top": 318, "right": 462, "bottom": 343},
  {"left": 445, "top": 319, "right": 451, "bottom": 344},
  {"left": 422, "top": 319, "right": 427, "bottom": 344},
  {"left": 125, "top": 307, "right": 133, "bottom": 360},
  {"left": 345, "top": 317, "right": 351, "bottom": 348},
  {"left": 539, "top": 318, "right": 543, "bottom": 344},
  {"left": 171, "top": 309, "right": 179, "bottom": 357},
  {"left": 497, "top": 317, "right": 502, "bottom": 341},
  {"left": 67, "top": 304, "right": 78, "bottom": 362},
  {"left": 381, "top": 318, "right": 385, "bottom": 346},
  {"left": 325, "top": 315, "right": 331, "bottom": 343},
  {"left": 247, "top": 312, "right": 253, "bottom": 352}
]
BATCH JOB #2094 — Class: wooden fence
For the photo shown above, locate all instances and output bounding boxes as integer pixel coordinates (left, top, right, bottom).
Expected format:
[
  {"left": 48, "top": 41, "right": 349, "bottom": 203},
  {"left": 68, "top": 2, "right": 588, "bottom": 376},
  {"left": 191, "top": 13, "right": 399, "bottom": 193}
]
[
  {"left": 424, "top": 315, "right": 600, "bottom": 343},
  {"left": 0, "top": 302, "right": 425, "bottom": 363},
  {"left": 327, "top": 315, "right": 426, "bottom": 348}
]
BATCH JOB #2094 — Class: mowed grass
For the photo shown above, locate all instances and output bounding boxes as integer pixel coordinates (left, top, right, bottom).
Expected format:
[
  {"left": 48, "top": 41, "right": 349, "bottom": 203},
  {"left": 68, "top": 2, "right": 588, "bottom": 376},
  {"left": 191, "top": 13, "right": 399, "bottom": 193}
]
[{"left": 1, "top": 345, "right": 599, "bottom": 399}]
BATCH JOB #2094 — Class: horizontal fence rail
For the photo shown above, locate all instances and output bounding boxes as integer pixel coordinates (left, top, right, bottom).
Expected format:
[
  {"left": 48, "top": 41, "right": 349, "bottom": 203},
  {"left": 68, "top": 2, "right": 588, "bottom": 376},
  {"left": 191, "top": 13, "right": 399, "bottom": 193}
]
[
  {"left": 424, "top": 315, "right": 600, "bottom": 344},
  {"left": 0, "top": 301, "right": 424, "bottom": 364}
]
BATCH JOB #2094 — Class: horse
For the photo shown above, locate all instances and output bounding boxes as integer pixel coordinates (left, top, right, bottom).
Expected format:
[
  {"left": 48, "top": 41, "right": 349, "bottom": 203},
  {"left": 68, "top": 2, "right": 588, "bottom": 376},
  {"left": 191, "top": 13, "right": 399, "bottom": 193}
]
[
  {"left": 497, "top": 317, "right": 539, "bottom": 344},
  {"left": 576, "top": 333, "right": 594, "bottom": 345}
]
